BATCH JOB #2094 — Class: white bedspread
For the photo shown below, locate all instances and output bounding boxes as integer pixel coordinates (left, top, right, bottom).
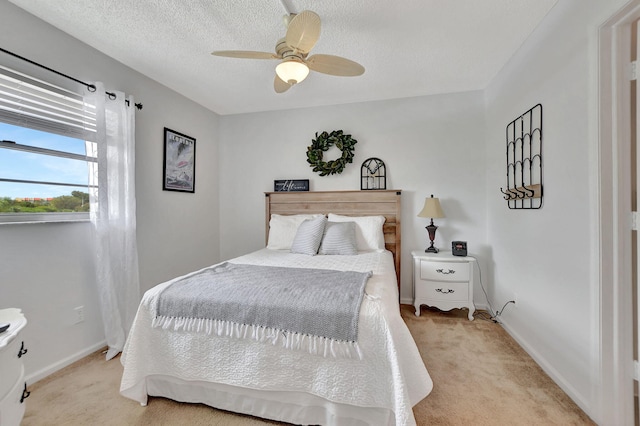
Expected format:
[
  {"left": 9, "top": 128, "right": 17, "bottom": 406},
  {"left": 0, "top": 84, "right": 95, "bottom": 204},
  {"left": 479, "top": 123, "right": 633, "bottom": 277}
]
[{"left": 120, "top": 249, "right": 433, "bottom": 425}]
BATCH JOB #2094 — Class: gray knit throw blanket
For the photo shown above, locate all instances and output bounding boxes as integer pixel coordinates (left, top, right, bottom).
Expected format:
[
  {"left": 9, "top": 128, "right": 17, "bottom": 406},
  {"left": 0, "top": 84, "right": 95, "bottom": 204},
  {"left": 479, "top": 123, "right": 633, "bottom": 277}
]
[{"left": 152, "top": 262, "right": 372, "bottom": 359}]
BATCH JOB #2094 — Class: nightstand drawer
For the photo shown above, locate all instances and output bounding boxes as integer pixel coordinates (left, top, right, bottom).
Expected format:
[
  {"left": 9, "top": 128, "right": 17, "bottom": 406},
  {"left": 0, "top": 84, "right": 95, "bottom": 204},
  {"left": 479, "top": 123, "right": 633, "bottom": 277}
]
[
  {"left": 0, "top": 338, "right": 24, "bottom": 400},
  {"left": 416, "top": 280, "right": 469, "bottom": 302},
  {"left": 0, "top": 366, "right": 26, "bottom": 426},
  {"left": 419, "top": 260, "right": 470, "bottom": 282}
]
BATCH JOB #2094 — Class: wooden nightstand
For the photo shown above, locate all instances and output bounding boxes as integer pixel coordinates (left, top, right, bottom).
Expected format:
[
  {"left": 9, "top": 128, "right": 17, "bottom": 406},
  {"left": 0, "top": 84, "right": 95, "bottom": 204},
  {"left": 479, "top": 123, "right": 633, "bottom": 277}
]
[{"left": 412, "top": 250, "right": 476, "bottom": 320}]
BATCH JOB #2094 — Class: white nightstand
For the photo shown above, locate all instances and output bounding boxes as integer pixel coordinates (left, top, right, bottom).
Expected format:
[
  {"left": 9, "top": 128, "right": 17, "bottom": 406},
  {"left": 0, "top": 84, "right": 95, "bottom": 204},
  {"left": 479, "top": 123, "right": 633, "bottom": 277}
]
[
  {"left": 412, "top": 250, "right": 476, "bottom": 320},
  {"left": 0, "top": 308, "right": 29, "bottom": 426}
]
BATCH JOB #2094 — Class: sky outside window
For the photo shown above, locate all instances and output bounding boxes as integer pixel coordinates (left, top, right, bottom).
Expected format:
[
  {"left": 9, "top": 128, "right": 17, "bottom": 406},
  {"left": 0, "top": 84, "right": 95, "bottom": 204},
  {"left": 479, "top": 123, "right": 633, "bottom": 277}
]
[{"left": 0, "top": 122, "right": 90, "bottom": 199}]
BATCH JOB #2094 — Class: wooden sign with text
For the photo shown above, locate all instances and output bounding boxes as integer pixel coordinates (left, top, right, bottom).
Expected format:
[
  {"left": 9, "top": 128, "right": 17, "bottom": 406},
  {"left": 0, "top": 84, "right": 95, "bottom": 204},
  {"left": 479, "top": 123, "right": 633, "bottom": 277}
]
[{"left": 274, "top": 179, "right": 310, "bottom": 192}]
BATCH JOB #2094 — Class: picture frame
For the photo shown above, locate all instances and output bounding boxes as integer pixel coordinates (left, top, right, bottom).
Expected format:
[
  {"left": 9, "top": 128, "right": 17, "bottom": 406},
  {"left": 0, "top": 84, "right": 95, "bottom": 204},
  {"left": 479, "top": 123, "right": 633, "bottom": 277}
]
[
  {"left": 163, "top": 127, "right": 196, "bottom": 193},
  {"left": 274, "top": 179, "right": 310, "bottom": 192}
]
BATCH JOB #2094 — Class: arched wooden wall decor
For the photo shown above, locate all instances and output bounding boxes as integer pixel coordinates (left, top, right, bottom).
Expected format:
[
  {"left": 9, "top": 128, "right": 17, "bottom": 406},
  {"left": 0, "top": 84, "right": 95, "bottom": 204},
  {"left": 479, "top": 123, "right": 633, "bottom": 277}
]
[
  {"left": 500, "top": 104, "right": 543, "bottom": 209},
  {"left": 361, "top": 157, "right": 386, "bottom": 190}
]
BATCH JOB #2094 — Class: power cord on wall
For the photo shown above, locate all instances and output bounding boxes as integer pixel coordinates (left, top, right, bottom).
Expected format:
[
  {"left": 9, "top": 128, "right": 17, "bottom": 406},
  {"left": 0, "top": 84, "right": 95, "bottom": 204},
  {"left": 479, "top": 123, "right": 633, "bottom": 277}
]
[
  {"left": 467, "top": 255, "right": 515, "bottom": 323},
  {"left": 492, "top": 300, "right": 516, "bottom": 323}
]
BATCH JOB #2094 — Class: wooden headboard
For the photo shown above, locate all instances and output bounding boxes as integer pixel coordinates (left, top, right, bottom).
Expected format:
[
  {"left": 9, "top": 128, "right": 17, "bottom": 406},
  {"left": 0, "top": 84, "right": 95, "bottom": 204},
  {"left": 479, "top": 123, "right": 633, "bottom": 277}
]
[{"left": 265, "top": 190, "right": 402, "bottom": 290}]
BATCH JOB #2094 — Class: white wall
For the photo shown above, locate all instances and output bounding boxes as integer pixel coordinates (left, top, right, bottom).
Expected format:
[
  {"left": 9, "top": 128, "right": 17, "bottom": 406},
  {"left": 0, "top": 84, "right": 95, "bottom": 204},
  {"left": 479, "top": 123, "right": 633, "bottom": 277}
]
[
  {"left": 0, "top": 1, "right": 220, "bottom": 381},
  {"left": 484, "top": 0, "right": 628, "bottom": 422},
  {"left": 219, "top": 92, "right": 488, "bottom": 302}
]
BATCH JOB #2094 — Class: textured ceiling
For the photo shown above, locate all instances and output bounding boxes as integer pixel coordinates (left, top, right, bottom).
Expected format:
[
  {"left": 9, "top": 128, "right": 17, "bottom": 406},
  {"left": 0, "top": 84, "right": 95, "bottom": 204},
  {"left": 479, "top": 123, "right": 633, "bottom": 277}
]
[{"left": 9, "top": 0, "right": 557, "bottom": 115}]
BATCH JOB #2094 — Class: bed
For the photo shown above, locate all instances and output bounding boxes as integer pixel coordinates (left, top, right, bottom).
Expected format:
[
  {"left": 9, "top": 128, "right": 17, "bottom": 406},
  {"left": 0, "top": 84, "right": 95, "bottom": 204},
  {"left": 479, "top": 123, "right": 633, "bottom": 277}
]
[{"left": 120, "top": 190, "right": 432, "bottom": 425}]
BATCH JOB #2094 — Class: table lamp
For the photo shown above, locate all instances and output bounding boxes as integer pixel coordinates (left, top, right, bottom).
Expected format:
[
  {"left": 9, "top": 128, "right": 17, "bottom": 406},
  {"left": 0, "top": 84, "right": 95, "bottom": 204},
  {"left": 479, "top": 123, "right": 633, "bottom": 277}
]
[{"left": 417, "top": 195, "right": 445, "bottom": 253}]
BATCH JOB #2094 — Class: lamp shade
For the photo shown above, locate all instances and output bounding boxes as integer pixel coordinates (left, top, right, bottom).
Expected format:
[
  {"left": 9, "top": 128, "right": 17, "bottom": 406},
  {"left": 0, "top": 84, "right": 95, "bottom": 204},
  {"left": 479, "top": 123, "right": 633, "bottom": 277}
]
[
  {"left": 417, "top": 195, "right": 445, "bottom": 219},
  {"left": 276, "top": 59, "right": 309, "bottom": 85}
]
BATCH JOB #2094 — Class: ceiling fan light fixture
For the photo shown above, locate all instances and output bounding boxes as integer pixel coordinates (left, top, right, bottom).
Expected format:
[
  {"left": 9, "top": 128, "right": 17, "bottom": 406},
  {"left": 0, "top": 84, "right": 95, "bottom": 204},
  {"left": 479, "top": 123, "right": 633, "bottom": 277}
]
[
  {"left": 211, "top": 10, "right": 364, "bottom": 92},
  {"left": 276, "top": 59, "right": 309, "bottom": 85}
]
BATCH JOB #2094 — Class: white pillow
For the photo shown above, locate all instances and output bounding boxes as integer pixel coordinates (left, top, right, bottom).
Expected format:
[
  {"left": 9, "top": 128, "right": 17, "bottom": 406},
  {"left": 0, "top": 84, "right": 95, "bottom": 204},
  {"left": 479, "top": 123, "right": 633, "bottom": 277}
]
[
  {"left": 318, "top": 221, "right": 358, "bottom": 255},
  {"left": 267, "top": 214, "right": 325, "bottom": 250},
  {"left": 327, "top": 213, "right": 386, "bottom": 252},
  {"left": 290, "top": 216, "right": 327, "bottom": 256}
]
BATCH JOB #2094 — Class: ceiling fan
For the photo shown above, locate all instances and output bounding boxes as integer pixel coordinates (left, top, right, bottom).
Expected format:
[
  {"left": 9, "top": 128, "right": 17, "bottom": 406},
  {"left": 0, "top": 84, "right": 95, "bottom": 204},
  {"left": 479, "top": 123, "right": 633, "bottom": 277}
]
[{"left": 211, "top": 10, "right": 365, "bottom": 93}]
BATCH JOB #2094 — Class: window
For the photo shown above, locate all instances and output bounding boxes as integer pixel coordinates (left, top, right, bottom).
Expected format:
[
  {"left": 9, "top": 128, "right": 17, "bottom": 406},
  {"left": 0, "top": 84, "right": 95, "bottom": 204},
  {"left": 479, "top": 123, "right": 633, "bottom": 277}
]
[{"left": 0, "top": 65, "right": 96, "bottom": 223}]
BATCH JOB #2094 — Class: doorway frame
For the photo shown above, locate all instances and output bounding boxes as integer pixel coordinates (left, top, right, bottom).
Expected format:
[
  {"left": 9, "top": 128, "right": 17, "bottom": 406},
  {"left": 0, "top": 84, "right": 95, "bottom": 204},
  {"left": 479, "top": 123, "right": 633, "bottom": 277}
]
[{"left": 599, "top": 2, "right": 639, "bottom": 424}]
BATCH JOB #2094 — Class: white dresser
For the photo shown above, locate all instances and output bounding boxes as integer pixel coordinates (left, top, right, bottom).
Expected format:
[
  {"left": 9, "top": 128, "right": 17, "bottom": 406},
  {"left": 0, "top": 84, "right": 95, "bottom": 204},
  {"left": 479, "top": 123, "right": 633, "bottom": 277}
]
[
  {"left": 0, "top": 308, "right": 29, "bottom": 426},
  {"left": 412, "top": 250, "right": 476, "bottom": 320}
]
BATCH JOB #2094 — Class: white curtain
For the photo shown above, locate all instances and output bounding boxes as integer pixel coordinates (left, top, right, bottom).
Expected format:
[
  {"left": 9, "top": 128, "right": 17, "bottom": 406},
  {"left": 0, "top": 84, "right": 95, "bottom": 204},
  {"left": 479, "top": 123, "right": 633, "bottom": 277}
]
[{"left": 86, "top": 82, "right": 141, "bottom": 360}]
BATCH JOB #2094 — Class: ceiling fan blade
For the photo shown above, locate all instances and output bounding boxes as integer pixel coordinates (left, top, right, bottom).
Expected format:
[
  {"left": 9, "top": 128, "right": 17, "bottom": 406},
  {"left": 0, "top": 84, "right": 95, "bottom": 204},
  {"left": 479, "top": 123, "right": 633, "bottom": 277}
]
[
  {"left": 285, "top": 10, "right": 321, "bottom": 54},
  {"left": 212, "top": 50, "right": 278, "bottom": 60},
  {"left": 306, "top": 54, "right": 365, "bottom": 76},
  {"left": 274, "top": 75, "right": 292, "bottom": 93}
]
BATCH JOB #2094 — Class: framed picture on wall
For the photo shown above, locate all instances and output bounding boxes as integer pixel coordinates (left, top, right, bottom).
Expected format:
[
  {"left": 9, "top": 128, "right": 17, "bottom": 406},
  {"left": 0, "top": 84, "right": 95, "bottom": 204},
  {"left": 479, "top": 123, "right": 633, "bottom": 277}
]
[{"left": 163, "top": 127, "right": 196, "bottom": 193}]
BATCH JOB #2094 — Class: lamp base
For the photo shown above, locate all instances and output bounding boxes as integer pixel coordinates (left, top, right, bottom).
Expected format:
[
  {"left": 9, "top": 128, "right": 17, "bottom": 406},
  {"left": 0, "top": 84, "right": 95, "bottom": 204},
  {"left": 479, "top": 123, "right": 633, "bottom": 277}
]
[{"left": 425, "top": 221, "right": 439, "bottom": 254}]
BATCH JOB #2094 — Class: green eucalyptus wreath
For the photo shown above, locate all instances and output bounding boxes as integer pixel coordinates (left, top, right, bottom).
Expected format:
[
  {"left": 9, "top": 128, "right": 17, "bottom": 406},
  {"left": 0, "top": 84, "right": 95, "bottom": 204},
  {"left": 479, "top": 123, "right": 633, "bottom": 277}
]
[{"left": 306, "top": 130, "right": 358, "bottom": 176}]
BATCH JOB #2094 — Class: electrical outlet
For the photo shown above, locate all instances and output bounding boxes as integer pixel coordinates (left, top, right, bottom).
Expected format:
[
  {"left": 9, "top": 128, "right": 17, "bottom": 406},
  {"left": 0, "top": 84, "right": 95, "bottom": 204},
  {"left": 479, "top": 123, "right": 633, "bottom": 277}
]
[{"left": 73, "top": 306, "right": 84, "bottom": 324}]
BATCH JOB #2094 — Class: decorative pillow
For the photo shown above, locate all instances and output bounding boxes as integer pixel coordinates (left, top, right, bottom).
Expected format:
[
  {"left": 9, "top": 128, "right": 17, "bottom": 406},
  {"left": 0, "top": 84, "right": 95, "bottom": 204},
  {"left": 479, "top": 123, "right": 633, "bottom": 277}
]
[
  {"left": 327, "top": 213, "right": 386, "bottom": 252},
  {"left": 267, "top": 214, "right": 325, "bottom": 250},
  {"left": 318, "top": 221, "right": 358, "bottom": 255},
  {"left": 290, "top": 216, "right": 327, "bottom": 255}
]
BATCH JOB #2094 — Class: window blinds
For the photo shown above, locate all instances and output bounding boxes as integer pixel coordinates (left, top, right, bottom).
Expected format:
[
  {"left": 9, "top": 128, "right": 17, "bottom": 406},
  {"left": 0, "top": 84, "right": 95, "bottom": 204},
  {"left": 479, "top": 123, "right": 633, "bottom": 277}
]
[{"left": 0, "top": 65, "right": 96, "bottom": 141}]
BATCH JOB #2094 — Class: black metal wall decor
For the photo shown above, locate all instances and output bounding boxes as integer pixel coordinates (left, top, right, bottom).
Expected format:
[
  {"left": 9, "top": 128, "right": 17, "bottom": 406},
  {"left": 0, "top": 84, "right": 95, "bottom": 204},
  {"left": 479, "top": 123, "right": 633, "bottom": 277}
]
[
  {"left": 500, "top": 104, "right": 543, "bottom": 209},
  {"left": 361, "top": 157, "right": 386, "bottom": 190}
]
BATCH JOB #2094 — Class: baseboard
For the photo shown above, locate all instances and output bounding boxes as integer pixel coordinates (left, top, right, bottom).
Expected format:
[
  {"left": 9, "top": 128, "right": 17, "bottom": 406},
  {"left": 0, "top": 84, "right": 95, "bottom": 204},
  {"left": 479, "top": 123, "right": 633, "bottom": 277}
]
[
  {"left": 499, "top": 318, "right": 593, "bottom": 420},
  {"left": 26, "top": 340, "right": 107, "bottom": 384},
  {"left": 473, "top": 302, "right": 490, "bottom": 312},
  {"left": 400, "top": 297, "right": 414, "bottom": 305}
]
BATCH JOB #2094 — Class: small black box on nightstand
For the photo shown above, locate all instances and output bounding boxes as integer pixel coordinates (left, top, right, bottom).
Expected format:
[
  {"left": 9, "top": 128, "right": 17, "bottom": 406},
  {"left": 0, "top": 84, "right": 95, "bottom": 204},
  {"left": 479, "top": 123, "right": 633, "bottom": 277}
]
[{"left": 452, "top": 241, "right": 467, "bottom": 256}]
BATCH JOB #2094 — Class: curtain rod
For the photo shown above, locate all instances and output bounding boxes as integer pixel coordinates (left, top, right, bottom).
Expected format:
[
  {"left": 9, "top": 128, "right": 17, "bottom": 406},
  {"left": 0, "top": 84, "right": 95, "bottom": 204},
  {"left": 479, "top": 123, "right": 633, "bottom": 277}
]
[{"left": 0, "top": 47, "right": 143, "bottom": 110}]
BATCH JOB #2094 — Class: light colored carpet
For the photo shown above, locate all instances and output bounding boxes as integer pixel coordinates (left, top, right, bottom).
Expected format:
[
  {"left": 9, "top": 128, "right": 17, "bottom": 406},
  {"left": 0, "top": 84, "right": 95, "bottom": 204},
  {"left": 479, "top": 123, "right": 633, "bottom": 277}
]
[{"left": 21, "top": 305, "right": 594, "bottom": 425}]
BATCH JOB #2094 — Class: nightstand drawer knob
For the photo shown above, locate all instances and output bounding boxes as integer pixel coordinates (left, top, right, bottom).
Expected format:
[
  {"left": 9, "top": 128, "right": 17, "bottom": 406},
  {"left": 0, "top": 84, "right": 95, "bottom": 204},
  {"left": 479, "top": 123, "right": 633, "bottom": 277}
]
[
  {"left": 17, "top": 341, "right": 27, "bottom": 358},
  {"left": 20, "top": 382, "right": 30, "bottom": 403},
  {"left": 436, "top": 268, "right": 456, "bottom": 275},
  {"left": 436, "top": 288, "right": 455, "bottom": 294}
]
